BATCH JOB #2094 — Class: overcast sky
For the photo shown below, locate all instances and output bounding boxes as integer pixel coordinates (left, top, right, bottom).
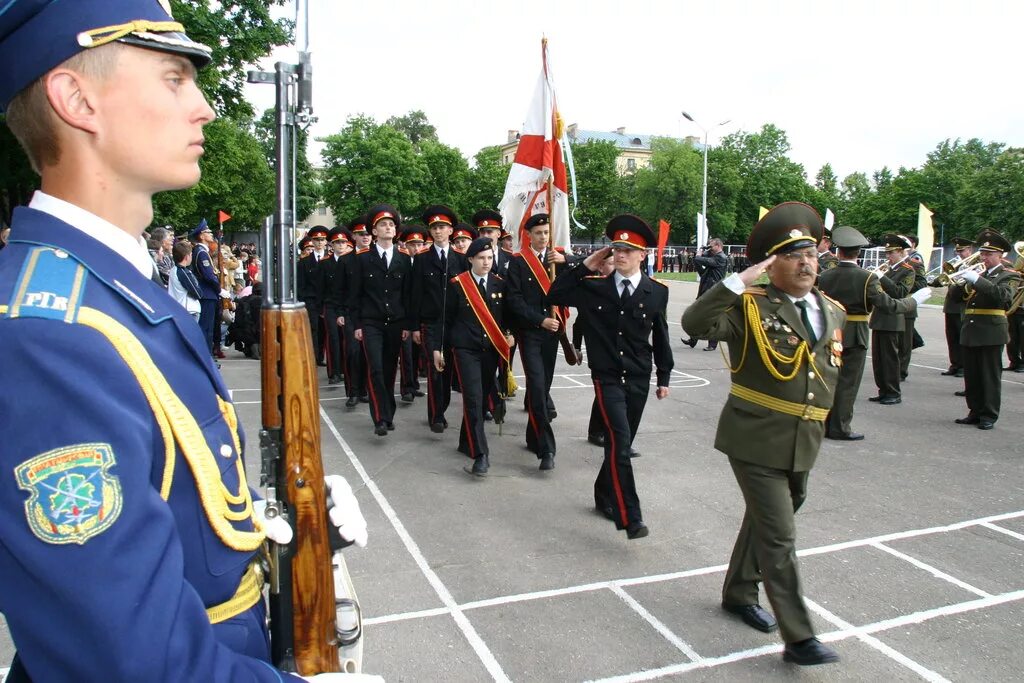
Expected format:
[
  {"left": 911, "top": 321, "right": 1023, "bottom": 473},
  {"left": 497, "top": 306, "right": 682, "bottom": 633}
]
[{"left": 244, "top": 0, "right": 1023, "bottom": 183}]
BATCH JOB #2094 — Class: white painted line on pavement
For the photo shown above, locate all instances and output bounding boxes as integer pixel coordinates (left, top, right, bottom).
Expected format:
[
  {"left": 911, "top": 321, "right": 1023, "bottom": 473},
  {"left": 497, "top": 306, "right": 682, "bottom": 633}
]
[
  {"left": 981, "top": 522, "right": 1024, "bottom": 543},
  {"left": 319, "top": 406, "right": 511, "bottom": 683},
  {"left": 609, "top": 585, "right": 704, "bottom": 664},
  {"left": 805, "top": 597, "right": 950, "bottom": 683},
  {"left": 364, "top": 606, "right": 451, "bottom": 626},
  {"left": 585, "top": 643, "right": 783, "bottom": 682},
  {"left": 871, "top": 542, "right": 991, "bottom": 598}
]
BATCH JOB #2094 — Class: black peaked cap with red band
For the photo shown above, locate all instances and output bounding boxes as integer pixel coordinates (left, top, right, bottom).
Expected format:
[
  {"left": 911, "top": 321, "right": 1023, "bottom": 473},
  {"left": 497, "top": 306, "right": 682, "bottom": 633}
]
[
  {"left": 366, "top": 204, "right": 401, "bottom": 229},
  {"left": 606, "top": 214, "right": 654, "bottom": 250},
  {"left": 422, "top": 205, "right": 457, "bottom": 227}
]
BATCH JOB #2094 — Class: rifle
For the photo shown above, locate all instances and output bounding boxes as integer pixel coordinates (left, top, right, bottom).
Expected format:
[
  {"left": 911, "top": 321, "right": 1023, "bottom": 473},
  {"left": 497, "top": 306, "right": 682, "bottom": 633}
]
[{"left": 249, "top": 12, "right": 359, "bottom": 674}]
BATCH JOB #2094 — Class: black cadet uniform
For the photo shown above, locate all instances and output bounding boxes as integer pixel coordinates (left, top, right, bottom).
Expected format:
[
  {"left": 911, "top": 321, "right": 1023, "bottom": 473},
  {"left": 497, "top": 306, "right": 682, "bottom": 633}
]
[
  {"left": 956, "top": 229, "right": 1022, "bottom": 429},
  {"left": 432, "top": 238, "right": 513, "bottom": 475},
  {"left": 319, "top": 227, "right": 353, "bottom": 386},
  {"left": 297, "top": 226, "right": 328, "bottom": 364},
  {"left": 398, "top": 226, "right": 427, "bottom": 403},
  {"left": 507, "top": 213, "right": 576, "bottom": 467},
  {"left": 549, "top": 216, "right": 673, "bottom": 539},
  {"left": 347, "top": 205, "right": 414, "bottom": 435},
  {"left": 342, "top": 216, "right": 370, "bottom": 407},
  {"left": 411, "top": 206, "right": 468, "bottom": 431},
  {"left": 818, "top": 227, "right": 918, "bottom": 439},
  {"left": 870, "top": 234, "right": 915, "bottom": 403}
]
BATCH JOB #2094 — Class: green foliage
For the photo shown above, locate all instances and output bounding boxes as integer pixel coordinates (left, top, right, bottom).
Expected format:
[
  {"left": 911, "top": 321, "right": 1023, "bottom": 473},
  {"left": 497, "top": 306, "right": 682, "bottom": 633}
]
[
  {"left": 416, "top": 140, "right": 470, "bottom": 220},
  {"left": 568, "top": 140, "right": 623, "bottom": 244},
  {"left": 463, "top": 146, "right": 509, "bottom": 218},
  {"left": 631, "top": 137, "right": 703, "bottom": 244},
  {"left": 385, "top": 111, "right": 439, "bottom": 150},
  {"left": 954, "top": 149, "right": 1024, "bottom": 240}
]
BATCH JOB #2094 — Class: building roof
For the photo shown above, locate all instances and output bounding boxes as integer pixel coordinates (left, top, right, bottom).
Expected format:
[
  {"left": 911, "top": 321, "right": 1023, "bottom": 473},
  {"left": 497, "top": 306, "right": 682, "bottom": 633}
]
[{"left": 566, "top": 127, "right": 704, "bottom": 152}]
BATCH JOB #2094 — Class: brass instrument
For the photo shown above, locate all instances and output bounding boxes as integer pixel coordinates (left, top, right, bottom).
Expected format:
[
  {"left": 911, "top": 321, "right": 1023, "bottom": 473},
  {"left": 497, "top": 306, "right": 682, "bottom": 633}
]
[
  {"left": 934, "top": 252, "right": 984, "bottom": 287},
  {"left": 870, "top": 254, "right": 909, "bottom": 278}
]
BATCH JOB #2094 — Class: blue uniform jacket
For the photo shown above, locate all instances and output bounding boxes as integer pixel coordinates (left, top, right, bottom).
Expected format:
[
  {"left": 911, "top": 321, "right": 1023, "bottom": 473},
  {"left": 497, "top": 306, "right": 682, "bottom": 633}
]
[
  {"left": 0, "top": 208, "right": 301, "bottom": 682},
  {"left": 192, "top": 243, "right": 221, "bottom": 300}
]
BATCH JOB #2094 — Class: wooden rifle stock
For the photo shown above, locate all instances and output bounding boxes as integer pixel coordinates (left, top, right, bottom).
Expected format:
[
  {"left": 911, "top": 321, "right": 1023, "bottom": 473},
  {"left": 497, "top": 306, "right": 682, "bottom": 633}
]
[
  {"left": 261, "top": 306, "right": 340, "bottom": 675},
  {"left": 548, "top": 259, "right": 579, "bottom": 365}
]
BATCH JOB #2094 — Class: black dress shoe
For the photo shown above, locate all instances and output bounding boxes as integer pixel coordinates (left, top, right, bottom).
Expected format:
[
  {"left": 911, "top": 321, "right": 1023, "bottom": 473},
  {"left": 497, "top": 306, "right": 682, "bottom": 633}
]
[
  {"left": 1003, "top": 365, "right": 1019, "bottom": 372},
  {"left": 374, "top": 423, "right": 388, "bottom": 436},
  {"left": 954, "top": 390, "right": 967, "bottom": 397},
  {"left": 539, "top": 453, "right": 555, "bottom": 470},
  {"left": 626, "top": 521, "right": 649, "bottom": 539},
  {"left": 628, "top": 448, "right": 641, "bottom": 458},
  {"left": 826, "top": 432, "right": 864, "bottom": 441},
  {"left": 549, "top": 409, "right": 558, "bottom": 420},
  {"left": 868, "top": 395, "right": 883, "bottom": 402},
  {"left": 783, "top": 638, "right": 839, "bottom": 666},
  {"left": 588, "top": 433, "right": 606, "bottom": 447},
  {"left": 386, "top": 421, "right": 395, "bottom": 431},
  {"left": 977, "top": 421, "right": 995, "bottom": 430},
  {"left": 955, "top": 369, "right": 964, "bottom": 377},
  {"left": 430, "top": 421, "right": 446, "bottom": 433},
  {"left": 483, "top": 411, "right": 493, "bottom": 422},
  {"left": 879, "top": 396, "right": 901, "bottom": 405},
  {"left": 358, "top": 395, "right": 369, "bottom": 403},
  {"left": 955, "top": 415, "right": 980, "bottom": 425},
  {"left": 400, "top": 393, "right": 414, "bottom": 404},
  {"left": 470, "top": 454, "right": 489, "bottom": 476},
  {"left": 328, "top": 375, "right": 342, "bottom": 385},
  {"left": 413, "top": 388, "right": 425, "bottom": 396},
  {"left": 345, "top": 396, "right": 359, "bottom": 408},
  {"left": 722, "top": 603, "right": 778, "bottom": 633},
  {"left": 681, "top": 337, "right": 697, "bottom": 348},
  {"left": 941, "top": 367, "right": 960, "bottom": 376}
]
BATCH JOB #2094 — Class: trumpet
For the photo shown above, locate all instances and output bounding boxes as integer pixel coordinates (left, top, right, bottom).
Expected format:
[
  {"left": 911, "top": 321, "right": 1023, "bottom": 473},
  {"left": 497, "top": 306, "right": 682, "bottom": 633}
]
[
  {"left": 930, "top": 252, "right": 983, "bottom": 286},
  {"left": 870, "top": 254, "right": 909, "bottom": 277}
]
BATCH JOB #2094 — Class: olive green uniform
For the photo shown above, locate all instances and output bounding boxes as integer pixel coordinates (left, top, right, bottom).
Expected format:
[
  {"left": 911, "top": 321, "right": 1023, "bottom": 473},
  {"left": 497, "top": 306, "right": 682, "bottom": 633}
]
[
  {"left": 818, "top": 262, "right": 916, "bottom": 437},
  {"left": 943, "top": 281, "right": 969, "bottom": 374},
  {"left": 961, "top": 264, "right": 1021, "bottom": 423},
  {"left": 681, "top": 281, "right": 845, "bottom": 644},
  {"left": 872, "top": 263, "right": 915, "bottom": 399},
  {"left": 900, "top": 254, "right": 928, "bottom": 379}
]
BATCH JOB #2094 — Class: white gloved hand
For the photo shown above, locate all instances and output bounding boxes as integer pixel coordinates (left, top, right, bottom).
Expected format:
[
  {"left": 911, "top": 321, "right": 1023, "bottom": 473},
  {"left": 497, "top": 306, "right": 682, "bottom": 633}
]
[
  {"left": 911, "top": 287, "right": 932, "bottom": 304},
  {"left": 303, "top": 673, "right": 384, "bottom": 682},
  {"left": 253, "top": 498, "right": 293, "bottom": 545},
  {"left": 960, "top": 269, "right": 980, "bottom": 284},
  {"left": 325, "top": 475, "right": 368, "bottom": 548}
]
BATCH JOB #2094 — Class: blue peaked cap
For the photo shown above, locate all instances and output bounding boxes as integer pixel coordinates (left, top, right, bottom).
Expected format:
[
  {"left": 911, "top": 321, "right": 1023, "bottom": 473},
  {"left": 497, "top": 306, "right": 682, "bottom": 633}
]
[
  {"left": 190, "top": 218, "right": 209, "bottom": 240},
  {"left": 0, "top": 0, "right": 212, "bottom": 111}
]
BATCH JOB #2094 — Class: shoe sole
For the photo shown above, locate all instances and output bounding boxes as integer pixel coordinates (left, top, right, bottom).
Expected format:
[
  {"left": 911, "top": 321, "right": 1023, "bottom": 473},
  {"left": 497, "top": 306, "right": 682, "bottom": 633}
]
[
  {"left": 783, "top": 652, "right": 840, "bottom": 665},
  {"left": 627, "top": 526, "right": 649, "bottom": 540}
]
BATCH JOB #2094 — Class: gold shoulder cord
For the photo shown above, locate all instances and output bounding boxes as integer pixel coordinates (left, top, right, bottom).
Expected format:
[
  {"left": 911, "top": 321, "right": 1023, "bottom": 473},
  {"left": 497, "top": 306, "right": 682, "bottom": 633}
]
[{"left": 729, "top": 294, "right": 825, "bottom": 384}]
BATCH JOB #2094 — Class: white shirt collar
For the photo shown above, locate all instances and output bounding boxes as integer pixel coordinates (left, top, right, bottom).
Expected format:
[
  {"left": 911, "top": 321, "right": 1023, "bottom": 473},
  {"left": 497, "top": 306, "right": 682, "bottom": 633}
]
[
  {"left": 436, "top": 244, "right": 448, "bottom": 258},
  {"left": 376, "top": 243, "right": 393, "bottom": 257},
  {"left": 614, "top": 271, "right": 642, "bottom": 291},
  {"left": 785, "top": 291, "right": 820, "bottom": 311},
  {"left": 29, "top": 190, "right": 154, "bottom": 278}
]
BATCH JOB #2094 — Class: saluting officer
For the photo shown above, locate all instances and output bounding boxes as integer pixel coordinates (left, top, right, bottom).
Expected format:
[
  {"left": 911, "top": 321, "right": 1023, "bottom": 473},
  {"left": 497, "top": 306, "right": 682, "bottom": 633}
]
[
  {"left": 507, "top": 213, "right": 575, "bottom": 470},
  {"left": 818, "top": 226, "right": 922, "bottom": 440},
  {"left": 549, "top": 216, "right": 673, "bottom": 539},
  {"left": 939, "top": 237, "right": 974, "bottom": 377},
  {"left": 397, "top": 225, "right": 427, "bottom": 403},
  {"left": 320, "top": 227, "right": 354, "bottom": 386},
  {"left": 954, "top": 228, "right": 1021, "bottom": 430},
  {"left": 410, "top": 205, "right": 468, "bottom": 432},
  {"left": 869, "top": 234, "right": 916, "bottom": 404},
  {"left": 432, "top": 237, "right": 515, "bottom": 476},
  {"left": 348, "top": 204, "right": 415, "bottom": 436},
  {"left": 0, "top": 3, "right": 368, "bottom": 681},
  {"left": 681, "top": 202, "right": 843, "bottom": 666}
]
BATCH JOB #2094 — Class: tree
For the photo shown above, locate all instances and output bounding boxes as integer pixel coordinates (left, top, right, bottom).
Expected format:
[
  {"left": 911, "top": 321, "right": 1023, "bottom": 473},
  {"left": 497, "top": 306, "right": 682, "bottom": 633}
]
[
  {"left": 809, "top": 163, "right": 844, "bottom": 219},
  {"left": 954, "top": 149, "right": 1024, "bottom": 240},
  {"left": 416, "top": 140, "right": 470, "bottom": 220},
  {"left": 385, "top": 110, "right": 439, "bottom": 150},
  {"left": 464, "top": 146, "right": 509, "bottom": 219},
  {"left": 568, "top": 140, "right": 622, "bottom": 244},
  {"left": 319, "top": 115, "right": 427, "bottom": 222},
  {"left": 841, "top": 172, "right": 871, "bottom": 203},
  {"left": 631, "top": 138, "right": 703, "bottom": 245}
]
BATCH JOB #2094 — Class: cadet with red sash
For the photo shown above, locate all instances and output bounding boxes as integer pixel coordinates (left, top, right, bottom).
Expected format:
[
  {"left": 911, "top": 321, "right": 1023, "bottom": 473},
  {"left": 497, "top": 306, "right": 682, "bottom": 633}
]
[
  {"left": 549, "top": 216, "right": 672, "bottom": 539},
  {"left": 507, "top": 213, "right": 575, "bottom": 470},
  {"left": 432, "top": 238, "right": 515, "bottom": 475}
]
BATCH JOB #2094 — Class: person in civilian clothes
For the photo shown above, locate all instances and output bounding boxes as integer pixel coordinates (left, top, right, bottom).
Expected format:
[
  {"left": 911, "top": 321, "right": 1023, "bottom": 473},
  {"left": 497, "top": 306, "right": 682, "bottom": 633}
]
[
  {"left": 954, "top": 228, "right": 1021, "bottom": 430},
  {"left": 168, "top": 240, "right": 202, "bottom": 321},
  {"left": 507, "top": 213, "right": 576, "bottom": 470},
  {"left": 869, "top": 234, "right": 915, "bottom": 404},
  {"left": 343, "top": 216, "right": 371, "bottom": 407},
  {"left": 298, "top": 225, "right": 328, "bottom": 366},
  {"left": 937, "top": 237, "right": 974, "bottom": 377},
  {"left": 320, "top": 226, "right": 353, "bottom": 385},
  {"left": 348, "top": 204, "right": 414, "bottom": 436},
  {"left": 432, "top": 237, "right": 515, "bottom": 476},
  {"left": 0, "top": 2, "right": 370, "bottom": 681},
  {"left": 410, "top": 206, "right": 468, "bottom": 432},
  {"left": 682, "top": 237, "right": 728, "bottom": 350},
  {"left": 818, "top": 226, "right": 923, "bottom": 440},
  {"left": 681, "top": 202, "right": 842, "bottom": 666},
  {"left": 549, "top": 216, "right": 672, "bottom": 538},
  {"left": 397, "top": 225, "right": 426, "bottom": 403}
]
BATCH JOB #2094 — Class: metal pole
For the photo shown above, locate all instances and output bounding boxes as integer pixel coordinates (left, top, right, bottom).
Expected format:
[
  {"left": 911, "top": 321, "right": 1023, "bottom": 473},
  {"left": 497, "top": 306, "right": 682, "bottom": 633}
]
[{"left": 701, "top": 129, "right": 709, "bottom": 236}]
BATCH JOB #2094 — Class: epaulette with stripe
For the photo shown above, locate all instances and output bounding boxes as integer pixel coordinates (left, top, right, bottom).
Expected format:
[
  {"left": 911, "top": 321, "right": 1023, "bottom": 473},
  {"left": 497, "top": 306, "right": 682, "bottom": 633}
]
[
  {"left": 820, "top": 292, "right": 847, "bottom": 311},
  {"left": 898, "top": 262, "right": 913, "bottom": 270},
  {"left": 583, "top": 274, "right": 608, "bottom": 280},
  {"left": 743, "top": 288, "right": 767, "bottom": 296},
  {"left": 650, "top": 278, "right": 668, "bottom": 288},
  {"left": 355, "top": 247, "right": 370, "bottom": 255},
  {"left": 491, "top": 273, "right": 503, "bottom": 281}
]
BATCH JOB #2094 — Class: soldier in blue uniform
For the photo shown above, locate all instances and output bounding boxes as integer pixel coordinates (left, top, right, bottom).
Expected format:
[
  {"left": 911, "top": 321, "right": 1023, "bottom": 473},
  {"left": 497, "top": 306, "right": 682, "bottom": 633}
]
[
  {"left": 191, "top": 218, "right": 222, "bottom": 356},
  {"left": 0, "top": 3, "right": 367, "bottom": 681}
]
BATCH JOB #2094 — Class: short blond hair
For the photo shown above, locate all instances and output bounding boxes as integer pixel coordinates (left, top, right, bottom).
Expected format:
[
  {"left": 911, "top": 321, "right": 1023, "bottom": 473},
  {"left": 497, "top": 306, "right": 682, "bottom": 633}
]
[{"left": 5, "top": 43, "right": 122, "bottom": 174}]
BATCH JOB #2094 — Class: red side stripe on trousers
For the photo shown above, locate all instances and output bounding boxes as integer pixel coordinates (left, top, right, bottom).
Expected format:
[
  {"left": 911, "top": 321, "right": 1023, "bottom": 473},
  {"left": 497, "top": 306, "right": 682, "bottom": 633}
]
[
  {"left": 360, "top": 336, "right": 381, "bottom": 423},
  {"left": 594, "top": 381, "right": 628, "bottom": 528}
]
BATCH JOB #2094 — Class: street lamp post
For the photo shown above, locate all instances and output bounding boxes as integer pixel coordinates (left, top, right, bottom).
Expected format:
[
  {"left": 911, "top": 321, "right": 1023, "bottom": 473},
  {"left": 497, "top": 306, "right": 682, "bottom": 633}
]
[{"left": 681, "top": 112, "right": 730, "bottom": 241}]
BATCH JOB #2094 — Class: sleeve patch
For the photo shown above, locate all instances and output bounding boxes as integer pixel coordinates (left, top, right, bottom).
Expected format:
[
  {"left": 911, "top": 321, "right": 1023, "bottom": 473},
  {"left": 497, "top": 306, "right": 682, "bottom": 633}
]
[{"left": 14, "top": 443, "right": 123, "bottom": 545}]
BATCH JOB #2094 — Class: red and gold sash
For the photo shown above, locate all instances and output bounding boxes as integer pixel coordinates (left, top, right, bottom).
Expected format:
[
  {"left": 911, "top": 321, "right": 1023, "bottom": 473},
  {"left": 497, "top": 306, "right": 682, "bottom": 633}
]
[
  {"left": 518, "top": 248, "right": 570, "bottom": 326},
  {"left": 454, "top": 272, "right": 510, "bottom": 362}
]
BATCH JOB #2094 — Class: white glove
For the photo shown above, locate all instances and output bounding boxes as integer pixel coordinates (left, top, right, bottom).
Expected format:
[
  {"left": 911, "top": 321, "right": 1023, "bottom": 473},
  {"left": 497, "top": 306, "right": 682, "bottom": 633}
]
[
  {"left": 325, "top": 475, "right": 368, "bottom": 548},
  {"left": 253, "top": 499, "right": 293, "bottom": 545},
  {"left": 304, "top": 674, "right": 384, "bottom": 682},
  {"left": 911, "top": 287, "right": 932, "bottom": 304},
  {"left": 219, "top": 288, "right": 231, "bottom": 298},
  {"left": 960, "top": 269, "right": 980, "bottom": 284}
]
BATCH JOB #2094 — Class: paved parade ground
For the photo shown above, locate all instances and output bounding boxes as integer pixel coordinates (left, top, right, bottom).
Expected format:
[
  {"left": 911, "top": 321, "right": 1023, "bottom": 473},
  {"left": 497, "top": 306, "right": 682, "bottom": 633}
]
[{"left": 3, "top": 279, "right": 1023, "bottom": 682}]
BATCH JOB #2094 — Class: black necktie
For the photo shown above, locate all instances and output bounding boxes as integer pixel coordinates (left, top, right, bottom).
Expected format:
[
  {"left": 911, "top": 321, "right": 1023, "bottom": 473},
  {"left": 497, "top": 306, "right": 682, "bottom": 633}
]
[
  {"left": 478, "top": 277, "right": 487, "bottom": 297},
  {"left": 439, "top": 249, "right": 446, "bottom": 263},
  {"left": 620, "top": 279, "right": 631, "bottom": 302},
  {"left": 381, "top": 250, "right": 388, "bottom": 268},
  {"left": 796, "top": 300, "right": 817, "bottom": 346}
]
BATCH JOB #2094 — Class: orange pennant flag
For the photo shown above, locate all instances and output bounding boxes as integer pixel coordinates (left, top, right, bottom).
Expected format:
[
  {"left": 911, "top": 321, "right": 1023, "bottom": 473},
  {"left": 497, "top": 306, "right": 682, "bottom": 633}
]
[
  {"left": 656, "top": 219, "right": 671, "bottom": 272},
  {"left": 218, "top": 210, "right": 232, "bottom": 224}
]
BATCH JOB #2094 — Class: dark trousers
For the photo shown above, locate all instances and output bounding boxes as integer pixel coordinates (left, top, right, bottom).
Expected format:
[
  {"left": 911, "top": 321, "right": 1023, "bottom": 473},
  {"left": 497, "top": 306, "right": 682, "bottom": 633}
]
[
  {"left": 588, "top": 396, "right": 606, "bottom": 439},
  {"left": 198, "top": 299, "right": 217, "bottom": 354},
  {"left": 944, "top": 312, "right": 963, "bottom": 370},
  {"left": 723, "top": 459, "right": 814, "bottom": 644},
  {"left": 872, "top": 329, "right": 902, "bottom": 398},
  {"left": 963, "top": 344, "right": 1003, "bottom": 423},
  {"left": 303, "top": 300, "right": 322, "bottom": 362},
  {"left": 900, "top": 314, "right": 916, "bottom": 380},
  {"left": 827, "top": 345, "right": 866, "bottom": 437},
  {"left": 451, "top": 346, "right": 501, "bottom": 458},
  {"left": 343, "top": 318, "right": 364, "bottom": 398},
  {"left": 324, "top": 303, "right": 345, "bottom": 379},
  {"left": 1006, "top": 314, "right": 1024, "bottom": 367},
  {"left": 421, "top": 322, "right": 452, "bottom": 426},
  {"left": 592, "top": 378, "right": 648, "bottom": 529},
  {"left": 519, "top": 331, "right": 558, "bottom": 456},
  {"left": 399, "top": 335, "right": 420, "bottom": 395},
  {"left": 361, "top": 322, "right": 402, "bottom": 425}
]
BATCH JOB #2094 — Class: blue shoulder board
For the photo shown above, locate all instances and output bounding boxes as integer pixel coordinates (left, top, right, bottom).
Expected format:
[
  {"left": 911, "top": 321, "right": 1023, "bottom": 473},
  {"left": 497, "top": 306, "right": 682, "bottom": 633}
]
[{"left": 4, "top": 246, "right": 87, "bottom": 323}]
